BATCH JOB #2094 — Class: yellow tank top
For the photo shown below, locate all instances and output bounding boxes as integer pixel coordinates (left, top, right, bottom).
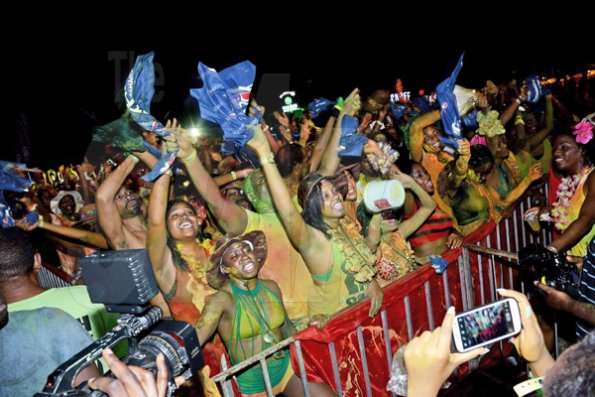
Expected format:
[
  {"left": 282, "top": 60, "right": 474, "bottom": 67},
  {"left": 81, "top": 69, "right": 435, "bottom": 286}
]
[
  {"left": 564, "top": 168, "right": 595, "bottom": 257},
  {"left": 231, "top": 281, "right": 286, "bottom": 340}
]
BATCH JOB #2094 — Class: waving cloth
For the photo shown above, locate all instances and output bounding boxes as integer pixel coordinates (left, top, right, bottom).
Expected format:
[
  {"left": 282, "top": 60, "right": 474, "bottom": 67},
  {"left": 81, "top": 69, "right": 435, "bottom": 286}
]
[
  {"left": 0, "top": 161, "right": 33, "bottom": 192},
  {"left": 190, "top": 61, "right": 259, "bottom": 156},
  {"left": 339, "top": 115, "right": 368, "bottom": 157},
  {"left": 94, "top": 52, "right": 176, "bottom": 182},
  {"left": 436, "top": 53, "right": 465, "bottom": 140},
  {"left": 308, "top": 97, "right": 335, "bottom": 119}
]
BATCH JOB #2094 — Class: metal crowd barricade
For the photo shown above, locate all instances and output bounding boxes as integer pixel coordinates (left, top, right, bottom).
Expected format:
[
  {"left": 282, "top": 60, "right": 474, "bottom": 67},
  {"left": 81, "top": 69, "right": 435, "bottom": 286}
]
[{"left": 209, "top": 185, "right": 554, "bottom": 396}]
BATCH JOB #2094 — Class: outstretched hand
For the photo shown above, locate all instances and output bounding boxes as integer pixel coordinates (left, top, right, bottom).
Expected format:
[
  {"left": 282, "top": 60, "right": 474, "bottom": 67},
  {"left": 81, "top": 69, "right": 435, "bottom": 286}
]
[
  {"left": 404, "top": 306, "right": 488, "bottom": 396},
  {"left": 163, "top": 119, "right": 194, "bottom": 158}
]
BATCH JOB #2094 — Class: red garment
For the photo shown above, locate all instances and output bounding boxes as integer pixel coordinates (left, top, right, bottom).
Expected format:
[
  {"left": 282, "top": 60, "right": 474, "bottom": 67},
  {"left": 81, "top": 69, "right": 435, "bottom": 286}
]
[
  {"left": 548, "top": 168, "right": 562, "bottom": 239},
  {"left": 407, "top": 202, "right": 453, "bottom": 248}
]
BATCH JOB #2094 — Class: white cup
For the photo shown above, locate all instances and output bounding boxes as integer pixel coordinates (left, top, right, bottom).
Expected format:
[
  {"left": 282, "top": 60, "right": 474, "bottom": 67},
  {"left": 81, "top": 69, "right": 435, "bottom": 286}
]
[{"left": 363, "top": 180, "right": 406, "bottom": 213}]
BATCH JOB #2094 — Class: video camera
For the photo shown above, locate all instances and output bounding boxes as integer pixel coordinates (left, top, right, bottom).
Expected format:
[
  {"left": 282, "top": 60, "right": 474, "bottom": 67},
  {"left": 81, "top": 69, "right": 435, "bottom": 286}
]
[
  {"left": 518, "top": 244, "right": 580, "bottom": 298},
  {"left": 35, "top": 249, "right": 203, "bottom": 397}
]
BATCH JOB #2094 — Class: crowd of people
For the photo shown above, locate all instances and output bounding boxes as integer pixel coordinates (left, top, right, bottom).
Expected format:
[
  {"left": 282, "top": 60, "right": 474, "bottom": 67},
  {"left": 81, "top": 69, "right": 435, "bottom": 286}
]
[{"left": 1, "top": 57, "right": 594, "bottom": 396}]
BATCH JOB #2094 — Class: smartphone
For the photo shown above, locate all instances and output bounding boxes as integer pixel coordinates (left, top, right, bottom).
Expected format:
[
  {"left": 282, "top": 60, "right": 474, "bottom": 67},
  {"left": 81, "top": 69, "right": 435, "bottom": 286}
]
[{"left": 452, "top": 298, "right": 522, "bottom": 352}]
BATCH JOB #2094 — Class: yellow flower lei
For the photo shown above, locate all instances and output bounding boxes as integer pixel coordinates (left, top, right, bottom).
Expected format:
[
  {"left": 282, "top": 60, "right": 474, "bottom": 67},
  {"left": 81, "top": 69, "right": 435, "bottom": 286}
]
[{"left": 329, "top": 220, "right": 377, "bottom": 283}]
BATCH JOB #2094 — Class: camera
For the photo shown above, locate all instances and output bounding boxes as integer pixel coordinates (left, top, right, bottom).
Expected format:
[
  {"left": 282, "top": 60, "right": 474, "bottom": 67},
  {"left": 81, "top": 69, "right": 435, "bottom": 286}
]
[
  {"left": 35, "top": 249, "right": 203, "bottom": 397},
  {"left": 518, "top": 244, "right": 580, "bottom": 298}
]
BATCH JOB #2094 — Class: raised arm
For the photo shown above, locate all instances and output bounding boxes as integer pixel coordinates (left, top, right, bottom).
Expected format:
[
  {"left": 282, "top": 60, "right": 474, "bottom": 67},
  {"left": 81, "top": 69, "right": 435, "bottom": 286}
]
[
  {"left": 527, "top": 94, "right": 554, "bottom": 151},
  {"left": 146, "top": 170, "right": 175, "bottom": 291},
  {"left": 409, "top": 110, "right": 441, "bottom": 163},
  {"left": 247, "top": 125, "right": 331, "bottom": 276},
  {"left": 95, "top": 156, "right": 137, "bottom": 248},
  {"left": 548, "top": 171, "right": 595, "bottom": 253},
  {"left": 165, "top": 122, "right": 247, "bottom": 235},
  {"left": 318, "top": 89, "right": 360, "bottom": 177},
  {"left": 308, "top": 114, "right": 337, "bottom": 173}
]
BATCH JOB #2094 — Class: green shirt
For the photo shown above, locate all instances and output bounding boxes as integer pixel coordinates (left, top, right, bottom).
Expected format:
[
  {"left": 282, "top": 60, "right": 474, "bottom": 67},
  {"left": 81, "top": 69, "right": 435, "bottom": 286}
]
[{"left": 8, "top": 286, "right": 118, "bottom": 341}]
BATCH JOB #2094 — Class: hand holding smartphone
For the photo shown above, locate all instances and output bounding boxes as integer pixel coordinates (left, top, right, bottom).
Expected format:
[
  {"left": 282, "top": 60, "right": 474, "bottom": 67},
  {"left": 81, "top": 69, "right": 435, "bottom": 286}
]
[{"left": 452, "top": 298, "right": 522, "bottom": 352}]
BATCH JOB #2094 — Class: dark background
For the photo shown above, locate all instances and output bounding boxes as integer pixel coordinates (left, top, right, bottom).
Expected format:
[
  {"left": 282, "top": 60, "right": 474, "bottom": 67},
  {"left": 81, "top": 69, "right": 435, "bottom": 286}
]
[{"left": 4, "top": 26, "right": 592, "bottom": 169}]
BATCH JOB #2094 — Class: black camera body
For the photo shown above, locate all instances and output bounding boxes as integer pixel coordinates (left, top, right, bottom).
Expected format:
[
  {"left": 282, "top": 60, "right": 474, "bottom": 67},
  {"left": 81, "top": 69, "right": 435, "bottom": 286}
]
[
  {"left": 35, "top": 249, "right": 203, "bottom": 397},
  {"left": 518, "top": 244, "right": 580, "bottom": 298}
]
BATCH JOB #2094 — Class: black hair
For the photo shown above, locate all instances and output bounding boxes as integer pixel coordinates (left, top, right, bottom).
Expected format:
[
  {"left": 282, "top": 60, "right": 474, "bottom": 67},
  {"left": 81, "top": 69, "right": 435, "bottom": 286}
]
[
  {"left": 469, "top": 144, "right": 495, "bottom": 172},
  {"left": 0, "top": 228, "right": 36, "bottom": 281},
  {"left": 165, "top": 199, "right": 206, "bottom": 272},
  {"left": 275, "top": 143, "right": 305, "bottom": 178},
  {"left": 298, "top": 173, "right": 332, "bottom": 239},
  {"left": 543, "top": 331, "right": 595, "bottom": 396}
]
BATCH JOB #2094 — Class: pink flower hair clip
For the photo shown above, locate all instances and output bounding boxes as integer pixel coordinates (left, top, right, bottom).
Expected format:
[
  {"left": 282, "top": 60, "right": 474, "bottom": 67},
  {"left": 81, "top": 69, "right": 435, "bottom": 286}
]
[{"left": 573, "top": 113, "right": 595, "bottom": 144}]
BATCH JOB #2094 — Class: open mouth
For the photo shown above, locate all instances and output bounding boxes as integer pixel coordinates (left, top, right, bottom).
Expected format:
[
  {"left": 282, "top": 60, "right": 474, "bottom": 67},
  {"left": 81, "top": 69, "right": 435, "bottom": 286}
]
[
  {"left": 179, "top": 221, "right": 193, "bottom": 229},
  {"left": 243, "top": 262, "right": 255, "bottom": 272}
]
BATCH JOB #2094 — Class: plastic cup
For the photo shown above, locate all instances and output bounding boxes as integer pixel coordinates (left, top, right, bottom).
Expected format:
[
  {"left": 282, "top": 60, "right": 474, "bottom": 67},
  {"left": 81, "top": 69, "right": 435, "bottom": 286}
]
[{"left": 363, "top": 180, "right": 406, "bottom": 213}]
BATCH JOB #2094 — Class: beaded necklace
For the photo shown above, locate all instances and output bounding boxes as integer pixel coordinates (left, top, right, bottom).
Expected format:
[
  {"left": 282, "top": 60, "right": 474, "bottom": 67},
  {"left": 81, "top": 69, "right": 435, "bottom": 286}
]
[{"left": 551, "top": 166, "right": 592, "bottom": 231}]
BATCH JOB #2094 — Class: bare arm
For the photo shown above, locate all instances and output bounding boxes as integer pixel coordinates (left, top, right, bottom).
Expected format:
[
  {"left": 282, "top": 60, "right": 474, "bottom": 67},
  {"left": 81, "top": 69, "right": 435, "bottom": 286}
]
[
  {"left": 95, "top": 156, "right": 137, "bottom": 248},
  {"left": 499, "top": 99, "right": 522, "bottom": 126},
  {"left": 212, "top": 168, "right": 253, "bottom": 187},
  {"left": 494, "top": 163, "right": 543, "bottom": 210},
  {"left": 308, "top": 115, "right": 337, "bottom": 173},
  {"left": 38, "top": 221, "right": 109, "bottom": 249},
  {"left": 410, "top": 110, "right": 441, "bottom": 163},
  {"left": 247, "top": 125, "right": 331, "bottom": 276},
  {"left": 549, "top": 171, "right": 595, "bottom": 253},
  {"left": 527, "top": 95, "right": 554, "bottom": 151},
  {"left": 318, "top": 89, "right": 360, "bottom": 177},
  {"left": 390, "top": 171, "right": 436, "bottom": 239},
  {"left": 147, "top": 172, "right": 175, "bottom": 291},
  {"left": 195, "top": 291, "right": 229, "bottom": 345},
  {"left": 133, "top": 150, "right": 158, "bottom": 169}
]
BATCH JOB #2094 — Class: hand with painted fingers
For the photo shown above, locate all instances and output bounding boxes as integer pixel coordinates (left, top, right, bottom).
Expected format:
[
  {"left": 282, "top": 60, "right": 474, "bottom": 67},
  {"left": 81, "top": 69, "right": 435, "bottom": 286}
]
[
  {"left": 309, "top": 314, "right": 330, "bottom": 330},
  {"left": 87, "top": 348, "right": 185, "bottom": 397},
  {"left": 341, "top": 88, "right": 361, "bottom": 116},
  {"left": 246, "top": 124, "right": 270, "bottom": 156},
  {"left": 446, "top": 233, "right": 463, "bottom": 249},
  {"left": 527, "top": 163, "right": 544, "bottom": 183},
  {"left": 404, "top": 306, "right": 489, "bottom": 397},
  {"left": 496, "top": 289, "right": 554, "bottom": 376},
  {"left": 366, "top": 278, "right": 383, "bottom": 317}
]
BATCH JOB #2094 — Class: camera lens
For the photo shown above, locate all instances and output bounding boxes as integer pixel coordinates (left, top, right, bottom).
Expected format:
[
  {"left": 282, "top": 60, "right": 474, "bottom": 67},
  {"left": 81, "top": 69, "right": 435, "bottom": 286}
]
[{"left": 124, "top": 330, "right": 187, "bottom": 377}]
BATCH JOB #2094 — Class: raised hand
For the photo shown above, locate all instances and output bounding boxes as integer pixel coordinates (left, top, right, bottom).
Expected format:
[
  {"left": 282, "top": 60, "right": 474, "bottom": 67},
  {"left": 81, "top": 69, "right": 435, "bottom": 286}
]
[
  {"left": 527, "top": 163, "right": 543, "bottom": 182},
  {"left": 342, "top": 88, "right": 361, "bottom": 116},
  {"left": 246, "top": 124, "right": 270, "bottom": 156}
]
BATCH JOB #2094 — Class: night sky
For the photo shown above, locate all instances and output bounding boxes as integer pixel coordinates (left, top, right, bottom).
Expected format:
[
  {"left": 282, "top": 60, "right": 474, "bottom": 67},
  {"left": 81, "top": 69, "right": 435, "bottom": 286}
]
[{"left": 5, "top": 28, "right": 592, "bottom": 169}]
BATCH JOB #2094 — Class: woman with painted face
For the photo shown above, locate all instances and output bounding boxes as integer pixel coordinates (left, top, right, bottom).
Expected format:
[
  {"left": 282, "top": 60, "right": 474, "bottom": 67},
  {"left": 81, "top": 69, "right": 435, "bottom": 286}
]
[
  {"left": 448, "top": 145, "right": 543, "bottom": 236},
  {"left": 196, "top": 231, "right": 336, "bottom": 397},
  {"left": 526, "top": 120, "right": 595, "bottom": 257}
]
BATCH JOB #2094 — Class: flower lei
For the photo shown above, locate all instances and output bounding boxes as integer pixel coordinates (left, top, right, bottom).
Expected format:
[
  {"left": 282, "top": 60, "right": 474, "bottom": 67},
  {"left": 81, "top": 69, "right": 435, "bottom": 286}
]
[
  {"left": 476, "top": 110, "right": 505, "bottom": 137},
  {"left": 176, "top": 238, "right": 213, "bottom": 282},
  {"left": 366, "top": 141, "right": 399, "bottom": 176},
  {"left": 329, "top": 219, "right": 377, "bottom": 283},
  {"left": 551, "top": 167, "right": 592, "bottom": 231}
]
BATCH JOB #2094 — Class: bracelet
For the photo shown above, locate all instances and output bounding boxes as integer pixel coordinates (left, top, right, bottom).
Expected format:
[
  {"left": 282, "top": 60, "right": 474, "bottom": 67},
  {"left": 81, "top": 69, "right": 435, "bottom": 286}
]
[
  {"left": 38, "top": 217, "right": 45, "bottom": 229},
  {"left": 515, "top": 98, "right": 522, "bottom": 105},
  {"left": 181, "top": 150, "right": 197, "bottom": 163},
  {"left": 545, "top": 245, "right": 559, "bottom": 254},
  {"left": 259, "top": 152, "right": 275, "bottom": 165},
  {"left": 231, "top": 170, "right": 237, "bottom": 181},
  {"left": 128, "top": 154, "right": 139, "bottom": 163}
]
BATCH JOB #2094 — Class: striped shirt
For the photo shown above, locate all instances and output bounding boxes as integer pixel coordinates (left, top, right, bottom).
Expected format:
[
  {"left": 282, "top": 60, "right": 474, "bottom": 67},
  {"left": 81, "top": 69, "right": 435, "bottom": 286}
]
[{"left": 577, "top": 238, "right": 595, "bottom": 340}]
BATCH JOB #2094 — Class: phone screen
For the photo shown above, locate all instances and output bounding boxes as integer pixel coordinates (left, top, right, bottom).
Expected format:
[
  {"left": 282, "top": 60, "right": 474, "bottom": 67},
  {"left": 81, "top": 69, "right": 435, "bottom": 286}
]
[{"left": 456, "top": 300, "right": 516, "bottom": 350}]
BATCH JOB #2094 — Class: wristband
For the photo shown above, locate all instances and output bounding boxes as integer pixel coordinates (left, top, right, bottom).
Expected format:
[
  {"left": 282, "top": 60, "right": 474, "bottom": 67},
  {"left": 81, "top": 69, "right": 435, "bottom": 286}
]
[
  {"left": 259, "top": 152, "right": 275, "bottom": 165},
  {"left": 38, "top": 217, "right": 45, "bottom": 229},
  {"left": 231, "top": 170, "right": 237, "bottom": 181},
  {"left": 181, "top": 150, "right": 197, "bottom": 163}
]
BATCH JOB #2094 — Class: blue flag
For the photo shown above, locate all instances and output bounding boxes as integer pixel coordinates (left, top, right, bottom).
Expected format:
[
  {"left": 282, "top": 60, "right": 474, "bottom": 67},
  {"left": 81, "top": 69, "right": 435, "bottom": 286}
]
[
  {"left": 338, "top": 115, "right": 368, "bottom": 157},
  {"left": 0, "top": 161, "right": 33, "bottom": 192},
  {"left": 525, "top": 74, "right": 542, "bottom": 104},
  {"left": 436, "top": 53, "right": 465, "bottom": 139},
  {"left": 0, "top": 191, "right": 15, "bottom": 228},
  {"left": 124, "top": 52, "right": 167, "bottom": 136},
  {"left": 190, "top": 61, "right": 259, "bottom": 156},
  {"left": 308, "top": 97, "right": 335, "bottom": 119}
]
